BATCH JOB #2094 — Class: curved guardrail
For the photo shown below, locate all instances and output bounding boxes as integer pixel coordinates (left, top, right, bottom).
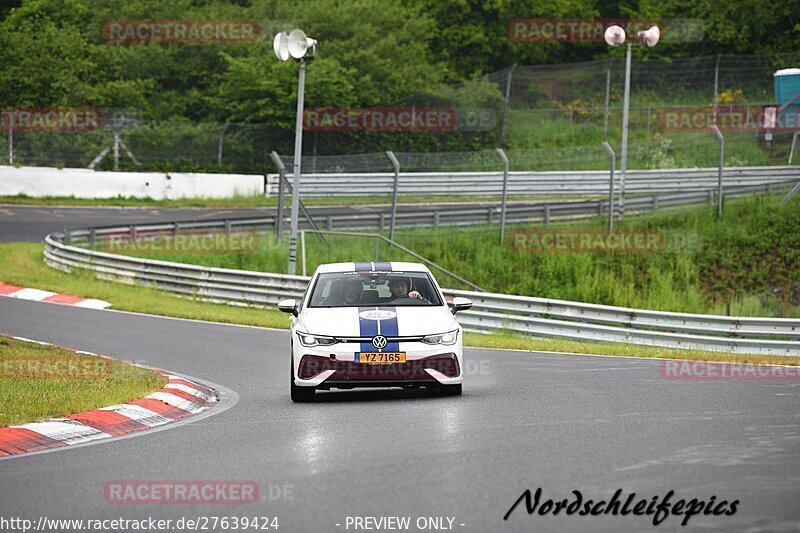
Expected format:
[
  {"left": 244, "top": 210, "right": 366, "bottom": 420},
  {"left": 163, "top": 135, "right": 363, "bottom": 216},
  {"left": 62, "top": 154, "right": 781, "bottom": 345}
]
[{"left": 45, "top": 227, "right": 800, "bottom": 356}]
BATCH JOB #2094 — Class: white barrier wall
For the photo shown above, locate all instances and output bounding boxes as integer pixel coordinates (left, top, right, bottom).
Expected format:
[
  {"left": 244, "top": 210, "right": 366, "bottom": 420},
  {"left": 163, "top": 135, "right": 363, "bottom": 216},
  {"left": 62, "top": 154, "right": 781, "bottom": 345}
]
[{"left": 0, "top": 166, "right": 265, "bottom": 199}]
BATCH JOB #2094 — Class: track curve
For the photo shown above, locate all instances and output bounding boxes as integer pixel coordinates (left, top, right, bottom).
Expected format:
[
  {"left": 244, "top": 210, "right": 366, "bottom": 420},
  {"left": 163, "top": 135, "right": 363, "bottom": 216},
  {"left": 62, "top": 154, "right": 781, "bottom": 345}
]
[{"left": 1, "top": 296, "right": 798, "bottom": 532}]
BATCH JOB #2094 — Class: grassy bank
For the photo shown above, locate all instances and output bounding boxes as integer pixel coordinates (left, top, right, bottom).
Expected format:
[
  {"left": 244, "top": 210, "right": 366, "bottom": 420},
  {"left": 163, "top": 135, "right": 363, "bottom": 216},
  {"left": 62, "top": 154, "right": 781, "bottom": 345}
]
[
  {"left": 0, "top": 336, "right": 168, "bottom": 426},
  {"left": 121, "top": 194, "right": 800, "bottom": 318},
  {"left": 0, "top": 242, "right": 290, "bottom": 329},
  {"left": 0, "top": 242, "right": 795, "bottom": 367}
]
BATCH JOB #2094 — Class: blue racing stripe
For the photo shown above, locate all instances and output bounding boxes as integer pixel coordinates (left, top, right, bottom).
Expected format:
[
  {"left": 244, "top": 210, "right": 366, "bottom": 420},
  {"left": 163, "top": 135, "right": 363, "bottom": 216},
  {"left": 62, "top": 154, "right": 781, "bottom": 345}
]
[
  {"left": 380, "top": 306, "right": 400, "bottom": 351},
  {"left": 354, "top": 262, "right": 372, "bottom": 271},
  {"left": 358, "top": 306, "right": 379, "bottom": 354},
  {"left": 373, "top": 261, "right": 392, "bottom": 271}
]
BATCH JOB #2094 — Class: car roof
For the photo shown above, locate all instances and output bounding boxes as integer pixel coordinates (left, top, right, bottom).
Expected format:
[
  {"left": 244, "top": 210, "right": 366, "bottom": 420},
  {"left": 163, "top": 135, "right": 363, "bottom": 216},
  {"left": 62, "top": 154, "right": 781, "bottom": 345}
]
[{"left": 314, "top": 262, "right": 432, "bottom": 274}]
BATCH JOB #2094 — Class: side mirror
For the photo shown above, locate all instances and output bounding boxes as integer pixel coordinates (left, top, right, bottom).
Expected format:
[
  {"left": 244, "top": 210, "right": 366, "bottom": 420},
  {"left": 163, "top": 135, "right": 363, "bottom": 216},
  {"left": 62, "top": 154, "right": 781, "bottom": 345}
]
[
  {"left": 278, "top": 299, "right": 298, "bottom": 317},
  {"left": 450, "top": 297, "right": 472, "bottom": 315}
]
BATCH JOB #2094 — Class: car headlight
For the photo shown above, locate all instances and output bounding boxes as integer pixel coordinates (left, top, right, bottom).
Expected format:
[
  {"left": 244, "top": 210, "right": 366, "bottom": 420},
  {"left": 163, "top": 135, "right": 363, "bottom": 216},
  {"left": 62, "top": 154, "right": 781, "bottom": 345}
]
[
  {"left": 297, "top": 332, "right": 339, "bottom": 347},
  {"left": 421, "top": 329, "right": 458, "bottom": 345}
]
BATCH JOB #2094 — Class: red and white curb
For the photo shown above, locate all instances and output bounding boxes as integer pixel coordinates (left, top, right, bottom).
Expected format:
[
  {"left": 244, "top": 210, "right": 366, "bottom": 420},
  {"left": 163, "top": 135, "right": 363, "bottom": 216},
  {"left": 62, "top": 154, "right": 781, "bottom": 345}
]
[
  {"left": 0, "top": 335, "right": 218, "bottom": 457},
  {"left": 0, "top": 283, "right": 111, "bottom": 309}
]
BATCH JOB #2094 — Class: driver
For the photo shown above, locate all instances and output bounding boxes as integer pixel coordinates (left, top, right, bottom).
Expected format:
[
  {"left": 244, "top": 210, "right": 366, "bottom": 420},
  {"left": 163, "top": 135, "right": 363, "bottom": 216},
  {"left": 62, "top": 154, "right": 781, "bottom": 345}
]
[{"left": 388, "top": 277, "right": 425, "bottom": 301}]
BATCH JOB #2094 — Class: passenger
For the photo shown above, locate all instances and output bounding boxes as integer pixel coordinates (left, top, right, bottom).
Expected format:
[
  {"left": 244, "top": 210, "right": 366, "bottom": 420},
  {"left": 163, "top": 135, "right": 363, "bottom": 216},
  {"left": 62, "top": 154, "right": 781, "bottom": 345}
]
[{"left": 341, "top": 280, "right": 363, "bottom": 305}]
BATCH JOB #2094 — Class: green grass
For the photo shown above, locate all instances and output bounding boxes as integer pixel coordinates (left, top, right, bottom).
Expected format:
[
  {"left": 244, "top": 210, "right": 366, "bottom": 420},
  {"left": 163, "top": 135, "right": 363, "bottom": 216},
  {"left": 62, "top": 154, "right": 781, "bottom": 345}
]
[
  {"left": 0, "top": 193, "right": 584, "bottom": 208},
  {"left": 465, "top": 331, "right": 800, "bottom": 367},
  {"left": 0, "top": 241, "right": 794, "bottom": 369},
  {"left": 0, "top": 336, "right": 168, "bottom": 426},
  {"left": 0, "top": 242, "right": 291, "bottom": 329},
  {"left": 120, "top": 194, "right": 800, "bottom": 318},
  {"left": 506, "top": 113, "right": 789, "bottom": 168}
]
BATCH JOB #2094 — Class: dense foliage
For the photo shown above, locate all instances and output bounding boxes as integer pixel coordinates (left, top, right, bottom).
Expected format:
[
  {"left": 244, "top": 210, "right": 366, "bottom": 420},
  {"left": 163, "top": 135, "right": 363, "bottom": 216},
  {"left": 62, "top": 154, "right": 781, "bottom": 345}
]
[{"left": 0, "top": 0, "right": 797, "bottom": 163}]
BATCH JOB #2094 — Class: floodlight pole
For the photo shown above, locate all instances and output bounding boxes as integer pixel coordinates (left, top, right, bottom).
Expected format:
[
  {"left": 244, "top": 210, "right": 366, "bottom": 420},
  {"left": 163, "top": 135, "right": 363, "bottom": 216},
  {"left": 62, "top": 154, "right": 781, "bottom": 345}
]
[
  {"left": 288, "top": 59, "right": 306, "bottom": 276},
  {"left": 619, "top": 43, "right": 632, "bottom": 222}
]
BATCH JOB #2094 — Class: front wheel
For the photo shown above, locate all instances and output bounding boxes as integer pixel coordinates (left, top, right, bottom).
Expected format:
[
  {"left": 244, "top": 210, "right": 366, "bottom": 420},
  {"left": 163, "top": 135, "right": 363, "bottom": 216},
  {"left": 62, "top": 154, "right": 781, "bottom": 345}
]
[
  {"left": 290, "top": 350, "right": 315, "bottom": 403},
  {"left": 439, "top": 383, "right": 462, "bottom": 396}
]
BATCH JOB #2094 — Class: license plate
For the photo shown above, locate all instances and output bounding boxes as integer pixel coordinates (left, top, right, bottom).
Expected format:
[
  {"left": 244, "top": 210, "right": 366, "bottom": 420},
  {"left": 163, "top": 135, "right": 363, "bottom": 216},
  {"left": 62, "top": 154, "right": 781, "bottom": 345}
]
[{"left": 356, "top": 352, "right": 406, "bottom": 364}]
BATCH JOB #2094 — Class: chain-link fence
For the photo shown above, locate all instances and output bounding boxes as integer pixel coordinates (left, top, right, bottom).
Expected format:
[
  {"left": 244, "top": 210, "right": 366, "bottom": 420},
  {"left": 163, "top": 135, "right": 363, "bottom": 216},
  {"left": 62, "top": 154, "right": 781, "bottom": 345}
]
[{"left": 1, "top": 52, "right": 798, "bottom": 174}]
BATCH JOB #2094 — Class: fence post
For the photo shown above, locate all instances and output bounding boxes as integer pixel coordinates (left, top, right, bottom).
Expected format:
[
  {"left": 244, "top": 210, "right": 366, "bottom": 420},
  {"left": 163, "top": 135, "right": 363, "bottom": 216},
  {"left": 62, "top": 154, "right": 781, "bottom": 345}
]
[
  {"left": 712, "top": 53, "right": 722, "bottom": 124},
  {"left": 6, "top": 111, "right": 13, "bottom": 165},
  {"left": 604, "top": 59, "right": 612, "bottom": 138},
  {"left": 500, "top": 64, "right": 517, "bottom": 145},
  {"left": 217, "top": 122, "right": 230, "bottom": 164},
  {"left": 711, "top": 125, "right": 724, "bottom": 219},
  {"left": 113, "top": 132, "right": 120, "bottom": 171},
  {"left": 601, "top": 141, "right": 615, "bottom": 234},
  {"left": 496, "top": 148, "right": 510, "bottom": 245},
  {"left": 270, "top": 151, "right": 287, "bottom": 244},
  {"left": 386, "top": 150, "right": 400, "bottom": 240}
]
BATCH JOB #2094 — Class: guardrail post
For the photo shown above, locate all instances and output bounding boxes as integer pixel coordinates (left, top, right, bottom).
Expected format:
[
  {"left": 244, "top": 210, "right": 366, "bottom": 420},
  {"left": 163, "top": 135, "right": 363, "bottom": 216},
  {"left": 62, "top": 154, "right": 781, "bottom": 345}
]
[
  {"left": 270, "top": 151, "right": 287, "bottom": 244},
  {"left": 129, "top": 225, "right": 137, "bottom": 243},
  {"left": 711, "top": 125, "right": 724, "bottom": 219},
  {"left": 173, "top": 222, "right": 180, "bottom": 235},
  {"left": 433, "top": 211, "right": 439, "bottom": 228},
  {"left": 653, "top": 196, "right": 660, "bottom": 211},
  {"left": 326, "top": 215, "right": 333, "bottom": 229},
  {"left": 781, "top": 181, "right": 800, "bottom": 206},
  {"left": 544, "top": 204, "right": 550, "bottom": 227},
  {"left": 496, "top": 148, "right": 510, "bottom": 245},
  {"left": 379, "top": 213, "right": 385, "bottom": 230},
  {"left": 89, "top": 228, "right": 96, "bottom": 248},
  {"left": 224, "top": 219, "right": 231, "bottom": 234},
  {"left": 789, "top": 132, "right": 798, "bottom": 164},
  {"left": 601, "top": 141, "right": 615, "bottom": 234},
  {"left": 63, "top": 228, "right": 71, "bottom": 245},
  {"left": 386, "top": 151, "right": 400, "bottom": 240}
]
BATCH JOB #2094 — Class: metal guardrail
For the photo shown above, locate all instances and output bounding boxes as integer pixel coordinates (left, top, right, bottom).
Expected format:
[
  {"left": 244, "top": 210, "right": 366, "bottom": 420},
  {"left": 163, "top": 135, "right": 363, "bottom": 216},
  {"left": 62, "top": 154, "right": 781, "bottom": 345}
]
[
  {"left": 266, "top": 166, "right": 800, "bottom": 197},
  {"left": 45, "top": 216, "right": 800, "bottom": 356},
  {"left": 56, "top": 181, "right": 796, "bottom": 243}
]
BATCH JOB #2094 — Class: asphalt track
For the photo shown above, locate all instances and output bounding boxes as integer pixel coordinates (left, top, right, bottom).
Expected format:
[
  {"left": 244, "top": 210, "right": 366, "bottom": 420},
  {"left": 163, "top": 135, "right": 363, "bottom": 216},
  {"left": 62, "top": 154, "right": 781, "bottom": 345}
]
[
  {"left": 0, "top": 202, "right": 527, "bottom": 243},
  {"left": 1, "top": 296, "right": 798, "bottom": 532}
]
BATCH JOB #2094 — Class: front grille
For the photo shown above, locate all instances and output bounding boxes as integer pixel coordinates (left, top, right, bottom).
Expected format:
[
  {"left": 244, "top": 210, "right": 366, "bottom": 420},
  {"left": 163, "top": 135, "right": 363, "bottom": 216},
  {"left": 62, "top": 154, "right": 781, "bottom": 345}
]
[{"left": 298, "top": 354, "right": 459, "bottom": 380}]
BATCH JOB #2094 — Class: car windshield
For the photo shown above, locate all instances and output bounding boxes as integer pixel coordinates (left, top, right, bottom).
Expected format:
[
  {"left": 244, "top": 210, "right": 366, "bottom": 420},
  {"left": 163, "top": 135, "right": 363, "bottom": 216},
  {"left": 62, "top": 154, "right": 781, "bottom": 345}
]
[{"left": 308, "top": 271, "right": 443, "bottom": 307}]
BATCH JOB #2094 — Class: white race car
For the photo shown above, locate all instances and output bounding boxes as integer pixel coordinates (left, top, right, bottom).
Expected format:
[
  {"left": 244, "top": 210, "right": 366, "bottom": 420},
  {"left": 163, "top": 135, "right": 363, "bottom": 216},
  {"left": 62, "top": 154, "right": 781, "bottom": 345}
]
[{"left": 279, "top": 261, "right": 472, "bottom": 402}]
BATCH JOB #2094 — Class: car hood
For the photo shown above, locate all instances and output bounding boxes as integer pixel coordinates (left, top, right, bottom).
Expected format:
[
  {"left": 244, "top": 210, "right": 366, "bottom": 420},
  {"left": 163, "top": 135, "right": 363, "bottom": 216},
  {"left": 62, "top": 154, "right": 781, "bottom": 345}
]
[{"left": 298, "top": 306, "right": 458, "bottom": 337}]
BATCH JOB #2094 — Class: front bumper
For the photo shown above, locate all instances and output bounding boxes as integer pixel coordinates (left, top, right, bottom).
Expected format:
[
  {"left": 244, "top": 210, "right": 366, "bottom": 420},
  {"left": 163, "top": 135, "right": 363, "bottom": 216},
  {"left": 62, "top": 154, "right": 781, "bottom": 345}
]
[{"left": 293, "top": 343, "right": 463, "bottom": 389}]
